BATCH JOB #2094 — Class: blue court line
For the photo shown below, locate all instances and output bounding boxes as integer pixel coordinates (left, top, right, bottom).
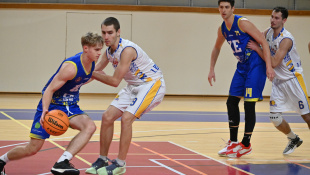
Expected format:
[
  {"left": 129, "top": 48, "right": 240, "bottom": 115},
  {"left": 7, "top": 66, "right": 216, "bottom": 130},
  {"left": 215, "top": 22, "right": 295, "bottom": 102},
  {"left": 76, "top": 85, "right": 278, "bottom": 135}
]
[{"left": 0, "top": 109, "right": 305, "bottom": 123}]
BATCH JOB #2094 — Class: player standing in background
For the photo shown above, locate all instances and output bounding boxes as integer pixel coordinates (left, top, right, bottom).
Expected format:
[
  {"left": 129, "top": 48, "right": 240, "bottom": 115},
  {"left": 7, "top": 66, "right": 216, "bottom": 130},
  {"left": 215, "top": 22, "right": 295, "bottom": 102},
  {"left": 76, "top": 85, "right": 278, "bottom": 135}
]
[
  {"left": 0, "top": 32, "right": 103, "bottom": 175},
  {"left": 247, "top": 7, "right": 310, "bottom": 154},
  {"left": 85, "top": 17, "right": 166, "bottom": 175},
  {"left": 208, "top": 0, "right": 275, "bottom": 158}
]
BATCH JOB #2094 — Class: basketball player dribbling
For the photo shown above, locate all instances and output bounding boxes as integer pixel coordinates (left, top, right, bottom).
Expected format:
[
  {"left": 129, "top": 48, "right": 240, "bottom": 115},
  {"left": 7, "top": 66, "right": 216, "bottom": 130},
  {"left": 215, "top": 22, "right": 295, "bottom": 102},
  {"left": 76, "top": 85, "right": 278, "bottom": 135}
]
[{"left": 0, "top": 32, "right": 103, "bottom": 175}]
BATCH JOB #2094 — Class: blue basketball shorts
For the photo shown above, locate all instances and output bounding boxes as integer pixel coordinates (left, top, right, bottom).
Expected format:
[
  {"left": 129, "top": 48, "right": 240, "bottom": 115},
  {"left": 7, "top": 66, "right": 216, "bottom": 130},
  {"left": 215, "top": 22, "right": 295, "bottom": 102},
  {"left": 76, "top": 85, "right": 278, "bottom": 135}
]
[
  {"left": 229, "top": 54, "right": 267, "bottom": 102},
  {"left": 30, "top": 103, "right": 85, "bottom": 139}
]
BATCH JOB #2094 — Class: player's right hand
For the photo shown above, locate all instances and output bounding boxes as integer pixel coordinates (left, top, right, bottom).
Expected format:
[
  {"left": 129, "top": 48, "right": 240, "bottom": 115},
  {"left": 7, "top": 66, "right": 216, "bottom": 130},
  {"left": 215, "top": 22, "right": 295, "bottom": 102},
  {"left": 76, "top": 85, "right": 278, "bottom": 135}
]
[
  {"left": 40, "top": 110, "right": 48, "bottom": 126},
  {"left": 208, "top": 71, "right": 216, "bottom": 86}
]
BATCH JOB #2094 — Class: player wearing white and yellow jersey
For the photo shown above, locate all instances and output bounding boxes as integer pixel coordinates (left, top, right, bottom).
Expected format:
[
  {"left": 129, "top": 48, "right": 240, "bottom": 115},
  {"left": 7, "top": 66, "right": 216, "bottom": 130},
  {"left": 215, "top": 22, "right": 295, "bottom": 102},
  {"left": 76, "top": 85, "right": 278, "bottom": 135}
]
[
  {"left": 86, "top": 17, "right": 166, "bottom": 175},
  {"left": 248, "top": 7, "right": 310, "bottom": 155}
]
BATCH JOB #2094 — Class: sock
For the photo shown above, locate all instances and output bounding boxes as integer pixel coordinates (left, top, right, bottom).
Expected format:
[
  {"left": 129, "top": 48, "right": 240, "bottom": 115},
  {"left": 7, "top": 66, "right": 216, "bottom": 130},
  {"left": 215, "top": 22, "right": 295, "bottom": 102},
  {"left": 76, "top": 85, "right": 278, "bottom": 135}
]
[
  {"left": 241, "top": 133, "right": 252, "bottom": 147},
  {"left": 0, "top": 153, "right": 9, "bottom": 163},
  {"left": 229, "top": 127, "right": 239, "bottom": 142},
  {"left": 115, "top": 158, "right": 125, "bottom": 167},
  {"left": 286, "top": 131, "right": 297, "bottom": 139},
  {"left": 57, "top": 151, "right": 73, "bottom": 163},
  {"left": 99, "top": 155, "right": 108, "bottom": 161}
]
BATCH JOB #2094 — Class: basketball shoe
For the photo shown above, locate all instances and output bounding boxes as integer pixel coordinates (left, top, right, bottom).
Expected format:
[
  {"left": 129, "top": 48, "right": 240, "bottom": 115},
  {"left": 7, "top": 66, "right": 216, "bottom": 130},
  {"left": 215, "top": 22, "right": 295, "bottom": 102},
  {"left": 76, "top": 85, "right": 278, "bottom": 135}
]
[
  {"left": 85, "top": 158, "right": 109, "bottom": 174},
  {"left": 227, "top": 143, "right": 252, "bottom": 158},
  {"left": 283, "top": 136, "right": 303, "bottom": 155},
  {"left": 0, "top": 159, "right": 6, "bottom": 175},
  {"left": 218, "top": 140, "right": 239, "bottom": 156},
  {"left": 97, "top": 159, "right": 126, "bottom": 175},
  {"left": 51, "top": 159, "right": 79, "bottom": 175}
]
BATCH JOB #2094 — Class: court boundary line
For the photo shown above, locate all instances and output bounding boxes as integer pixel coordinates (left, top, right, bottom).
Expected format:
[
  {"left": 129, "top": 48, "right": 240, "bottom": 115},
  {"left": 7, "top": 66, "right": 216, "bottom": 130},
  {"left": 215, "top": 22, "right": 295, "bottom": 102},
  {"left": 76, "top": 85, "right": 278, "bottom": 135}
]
[{"left": 111, "top": 133, "right": 208, "bottom": 175}]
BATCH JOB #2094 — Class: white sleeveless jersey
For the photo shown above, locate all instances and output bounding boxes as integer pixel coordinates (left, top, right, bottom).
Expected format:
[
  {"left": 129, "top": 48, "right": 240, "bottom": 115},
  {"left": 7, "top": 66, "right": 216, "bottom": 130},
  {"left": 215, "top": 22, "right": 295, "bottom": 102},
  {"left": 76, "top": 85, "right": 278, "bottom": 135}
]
[
  {"left": 106, "top": 38, "right": 163, "bottom": 85},
  {"left": 266, "top": 27, "right": 303, "bottom": 81}
]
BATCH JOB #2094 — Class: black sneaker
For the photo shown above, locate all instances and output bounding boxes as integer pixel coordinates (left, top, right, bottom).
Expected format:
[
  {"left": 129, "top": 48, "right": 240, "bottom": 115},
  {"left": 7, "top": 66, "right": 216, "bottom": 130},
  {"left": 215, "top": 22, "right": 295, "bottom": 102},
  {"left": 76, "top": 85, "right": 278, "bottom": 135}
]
[
  {"left": 51, "top": 159, "right": 80, "bottom": 175},
  {"left": 283, "top": 135, "right": 303, "bottom": 155},
  {"left": 0, "top": 159, "right": 6, "bottom": 175},
  {"left": 85, "top": 158, "right": 109, "bottom": 174}
]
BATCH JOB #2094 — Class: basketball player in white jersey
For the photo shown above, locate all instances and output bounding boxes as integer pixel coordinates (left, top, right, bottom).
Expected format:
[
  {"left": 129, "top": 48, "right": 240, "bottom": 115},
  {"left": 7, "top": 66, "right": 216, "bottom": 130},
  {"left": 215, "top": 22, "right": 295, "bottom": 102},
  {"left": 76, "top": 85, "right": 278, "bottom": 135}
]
[
  {"left": 85, "top": 17, "right": 166, "bottom": 175},
  {"left": 247, "top": 7, "right": 310, "bottom": 155}
]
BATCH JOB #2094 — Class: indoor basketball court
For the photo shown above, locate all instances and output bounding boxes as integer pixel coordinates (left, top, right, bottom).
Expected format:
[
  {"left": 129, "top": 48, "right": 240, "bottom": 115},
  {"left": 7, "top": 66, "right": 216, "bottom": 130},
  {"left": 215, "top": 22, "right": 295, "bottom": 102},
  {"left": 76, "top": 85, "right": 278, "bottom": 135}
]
[{"left": 0, "top": 94, "right": 310, "bottom": 175}]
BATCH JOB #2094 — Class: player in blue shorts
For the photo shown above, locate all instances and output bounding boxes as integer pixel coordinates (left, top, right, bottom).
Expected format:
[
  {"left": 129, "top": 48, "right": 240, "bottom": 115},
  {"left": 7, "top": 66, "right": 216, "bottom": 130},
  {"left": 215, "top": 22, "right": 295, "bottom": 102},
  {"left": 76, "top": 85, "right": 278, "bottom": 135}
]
[
  {"left": 208, "top": 0, "right": 275, "bottom": 158},
  {"left": 0, "top": 32, "right": 103, "bottom": 175}
]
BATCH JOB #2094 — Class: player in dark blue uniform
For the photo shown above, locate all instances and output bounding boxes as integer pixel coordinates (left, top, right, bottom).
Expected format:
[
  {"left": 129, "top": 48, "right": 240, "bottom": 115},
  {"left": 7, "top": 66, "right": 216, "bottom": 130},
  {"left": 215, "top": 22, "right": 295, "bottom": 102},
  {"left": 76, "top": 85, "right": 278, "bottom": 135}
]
[
  {"left": 208, "top": 0, "right": 275, "bottom": 158},
  {"left": 0, "top": 32, "right": 103, "bottom": 175}
]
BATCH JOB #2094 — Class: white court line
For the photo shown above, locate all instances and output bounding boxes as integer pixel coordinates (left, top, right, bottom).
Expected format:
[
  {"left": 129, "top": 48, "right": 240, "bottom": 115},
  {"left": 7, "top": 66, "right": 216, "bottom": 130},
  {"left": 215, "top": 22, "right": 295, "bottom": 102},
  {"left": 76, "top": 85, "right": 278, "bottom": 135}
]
[
  {"left": 150, "top": 159, "right": 185, "bottom": 175},
  {"left": 37, "top": 166, "right": 164, "bottom": 175},
  {"left": 0, "top": 142, "right": 28, "bottom": 149}
]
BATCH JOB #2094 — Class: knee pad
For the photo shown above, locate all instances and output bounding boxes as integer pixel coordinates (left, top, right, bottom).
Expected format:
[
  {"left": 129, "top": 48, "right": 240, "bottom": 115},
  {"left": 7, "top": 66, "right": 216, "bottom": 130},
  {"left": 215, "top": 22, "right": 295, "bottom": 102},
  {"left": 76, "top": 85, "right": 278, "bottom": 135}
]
[
  {"left": 226, "top": 96, "right": 241, "bottom": 126},
  {"left": 244, "top": 102, "right": 256, "bottom": 133},
  {"left": 270, "top": 113, "right": 283, "bottom": 127}
]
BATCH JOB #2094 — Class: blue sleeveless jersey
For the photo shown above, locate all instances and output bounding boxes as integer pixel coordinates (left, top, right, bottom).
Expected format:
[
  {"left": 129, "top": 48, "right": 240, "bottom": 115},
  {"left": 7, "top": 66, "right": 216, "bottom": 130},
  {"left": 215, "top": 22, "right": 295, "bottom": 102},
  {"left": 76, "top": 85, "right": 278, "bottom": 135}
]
[
  {"left": 221, "top": 15, "right": 254, "bottom": 63},
  {"left": 39, "top": 52, "right": 95, "bottom": 107}
]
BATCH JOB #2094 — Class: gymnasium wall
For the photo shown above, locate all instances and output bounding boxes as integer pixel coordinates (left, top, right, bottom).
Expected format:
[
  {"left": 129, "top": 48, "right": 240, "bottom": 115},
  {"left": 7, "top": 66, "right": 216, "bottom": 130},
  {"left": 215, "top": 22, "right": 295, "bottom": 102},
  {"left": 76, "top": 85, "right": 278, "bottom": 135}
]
[{"left": 0, "top": 5, "right": 310, "bottom": 96}]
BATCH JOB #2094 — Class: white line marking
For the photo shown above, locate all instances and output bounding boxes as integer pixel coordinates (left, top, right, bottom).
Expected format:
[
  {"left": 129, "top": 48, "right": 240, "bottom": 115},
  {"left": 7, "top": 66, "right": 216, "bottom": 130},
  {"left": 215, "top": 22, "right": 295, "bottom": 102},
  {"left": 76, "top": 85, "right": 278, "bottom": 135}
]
[{"left": 150, "top": 159, "right": 185, "bottom": 175}]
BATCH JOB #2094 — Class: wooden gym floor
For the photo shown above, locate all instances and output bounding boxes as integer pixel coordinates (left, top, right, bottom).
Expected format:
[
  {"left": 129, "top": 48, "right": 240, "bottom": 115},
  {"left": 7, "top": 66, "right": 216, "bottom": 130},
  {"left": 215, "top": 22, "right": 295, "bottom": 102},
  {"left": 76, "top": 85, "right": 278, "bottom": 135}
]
[{"left": 0, "top": 93, "right": 310, "bottom": 175}]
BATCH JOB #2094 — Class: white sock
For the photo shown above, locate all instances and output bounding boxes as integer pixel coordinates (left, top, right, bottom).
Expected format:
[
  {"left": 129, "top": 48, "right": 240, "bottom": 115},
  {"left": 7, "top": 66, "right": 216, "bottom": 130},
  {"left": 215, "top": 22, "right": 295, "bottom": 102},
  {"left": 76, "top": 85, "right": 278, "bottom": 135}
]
[
  {"left": 57, "top": 151, "right": 73, "bottom": 163},
  {"left": 287, "top": 131, "right": 297, "bottom": 139},
  {"left": 99, "top": 155, "right": 108, "bottom": 161},
  {"left": 115, "top": 158, "right": 125, "bottom": 167},
  {"left": 0, "top": 153, "right": 9, "bottom": 163}
]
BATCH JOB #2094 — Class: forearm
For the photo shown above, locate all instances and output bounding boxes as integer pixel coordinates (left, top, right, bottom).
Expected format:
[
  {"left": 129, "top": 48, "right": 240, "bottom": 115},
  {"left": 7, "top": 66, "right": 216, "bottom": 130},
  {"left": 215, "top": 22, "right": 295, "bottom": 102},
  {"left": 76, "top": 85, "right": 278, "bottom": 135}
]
[
  {"left": 92, "top": 71, "right": 120, "bottom": 87},
  {"left": 42, "top": 90, "right": 53, "bottom": 112},
  {"left": 210, "top": 48, "right": 220, "bottom": 71},
  {"left": 261, "top": 44, "right": 273, "bottom": 68}
]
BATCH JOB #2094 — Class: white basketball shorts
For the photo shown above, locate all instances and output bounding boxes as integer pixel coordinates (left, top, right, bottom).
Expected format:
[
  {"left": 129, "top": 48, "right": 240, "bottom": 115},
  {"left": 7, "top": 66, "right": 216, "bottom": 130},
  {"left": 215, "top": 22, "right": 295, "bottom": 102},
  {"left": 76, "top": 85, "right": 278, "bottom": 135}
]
[
  {"left": 111, "top": 78, "right": 166, "bottom": 118},
  {"left": 270, "top": 74, "right": 310, "bottom": 115}
]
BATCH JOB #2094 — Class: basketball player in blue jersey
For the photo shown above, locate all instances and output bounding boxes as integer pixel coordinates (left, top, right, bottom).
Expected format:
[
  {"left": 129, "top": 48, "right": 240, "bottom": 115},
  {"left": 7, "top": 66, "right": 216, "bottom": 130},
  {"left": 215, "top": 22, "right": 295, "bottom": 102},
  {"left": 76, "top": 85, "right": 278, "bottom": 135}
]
[
  {"left": 247, "top": 7, "right": 310, "bottom": 155},
  {"left": 0, "top": 32, "right": 103, "bottom": 175},
  {"left": 208, "top": 0, "right": 275, "bottom": 158},
  {"left": 85, "top": 17, "right": 165, "bottom": 175}
]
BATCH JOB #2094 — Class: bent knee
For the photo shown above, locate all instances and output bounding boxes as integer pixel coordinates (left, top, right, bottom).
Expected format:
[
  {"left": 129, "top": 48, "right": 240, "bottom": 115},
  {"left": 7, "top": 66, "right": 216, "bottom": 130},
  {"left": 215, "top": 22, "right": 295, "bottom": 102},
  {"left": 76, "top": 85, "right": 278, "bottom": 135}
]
[{"left": 270, "top": 113, "right": 283, "bottom": 127}]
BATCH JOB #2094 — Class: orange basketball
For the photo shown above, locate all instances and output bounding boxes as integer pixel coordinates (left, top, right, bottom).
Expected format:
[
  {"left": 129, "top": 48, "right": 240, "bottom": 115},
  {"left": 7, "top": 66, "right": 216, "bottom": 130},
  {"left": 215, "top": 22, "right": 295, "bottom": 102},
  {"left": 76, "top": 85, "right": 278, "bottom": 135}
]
[{"left": 43, "top": 110, "right": 69, "bottom": 136}]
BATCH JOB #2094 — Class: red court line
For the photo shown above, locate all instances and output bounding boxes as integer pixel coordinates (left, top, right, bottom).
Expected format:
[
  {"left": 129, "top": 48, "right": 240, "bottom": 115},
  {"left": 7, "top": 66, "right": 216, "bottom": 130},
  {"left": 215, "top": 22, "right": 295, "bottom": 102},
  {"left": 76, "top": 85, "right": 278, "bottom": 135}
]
[
  {"left": 0, "top": 140, "right": 250, "bottom": 175},
  {"left": 285, "top": 158, "right": 310, "bottom": 170},
  {"left": 111, "top": 132, "right": 207, "bottom": 174}
]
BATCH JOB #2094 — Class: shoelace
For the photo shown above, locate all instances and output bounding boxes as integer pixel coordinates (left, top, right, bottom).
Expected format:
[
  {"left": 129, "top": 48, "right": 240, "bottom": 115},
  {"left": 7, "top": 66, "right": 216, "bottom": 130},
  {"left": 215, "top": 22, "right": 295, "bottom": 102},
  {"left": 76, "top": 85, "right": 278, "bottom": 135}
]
[
  {"left": 220, "top": 138, "right": 230, "bottom": 148},
  {"left": 68, "top": 161, "right": 76, "bottom": 169},
  {"left": 93, "top": 157, "right": 110, "bottom": 167}
]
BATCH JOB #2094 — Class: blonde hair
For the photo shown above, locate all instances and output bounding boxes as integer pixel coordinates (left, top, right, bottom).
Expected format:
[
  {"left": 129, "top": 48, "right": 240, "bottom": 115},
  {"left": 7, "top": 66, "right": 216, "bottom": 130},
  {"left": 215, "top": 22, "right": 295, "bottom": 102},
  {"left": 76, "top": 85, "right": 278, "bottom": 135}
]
[{"left": 81, "top": 32, "right": 103, "bottom": 47}]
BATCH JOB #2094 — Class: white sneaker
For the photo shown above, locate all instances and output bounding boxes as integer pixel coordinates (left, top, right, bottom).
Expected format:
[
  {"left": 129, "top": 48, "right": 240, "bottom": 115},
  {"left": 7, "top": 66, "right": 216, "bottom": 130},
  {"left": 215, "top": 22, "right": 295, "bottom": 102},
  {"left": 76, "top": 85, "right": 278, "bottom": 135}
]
[
  {"left": 283, "top": 136, "right": 303, "bottom": 155},
  {"left": 218, "top": 140, "right": 239, "bottom": 157}
]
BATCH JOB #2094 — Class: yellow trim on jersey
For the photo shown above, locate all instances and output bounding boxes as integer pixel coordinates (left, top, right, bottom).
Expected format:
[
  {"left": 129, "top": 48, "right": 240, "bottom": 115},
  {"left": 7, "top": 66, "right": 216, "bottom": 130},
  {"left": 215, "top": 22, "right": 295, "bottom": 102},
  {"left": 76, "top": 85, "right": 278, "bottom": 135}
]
[
  {"left": 244, "top": 98, "right": 261, "bottom": 102},
  {"left": 80, "top": 54, "right": 92, "bottom": 75},
  {"left": 64, "top": 61, "right": 77, "bottom": 80},
  {"left": 135, "top": 79, "right": 162, "bottom": 118},
  {"left": 295, "top": 72, "right": 310, "bottom": 109},
  {"left": 286, "top": 60, "right": 292, "bottom": 66},
  {"left": 29, "top": 133, "right": 44, "bottom": 139},
  {"left": 238, "top": 17, "right": 246, "bottom": 33}
]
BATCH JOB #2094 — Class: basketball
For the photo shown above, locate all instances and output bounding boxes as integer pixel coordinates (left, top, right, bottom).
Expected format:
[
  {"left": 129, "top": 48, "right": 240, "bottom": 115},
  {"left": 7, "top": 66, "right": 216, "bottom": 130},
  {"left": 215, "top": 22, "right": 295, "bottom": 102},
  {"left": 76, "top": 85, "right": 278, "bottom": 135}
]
[{"left": 43, "top": 110, "right": 69, "bottom": 136}]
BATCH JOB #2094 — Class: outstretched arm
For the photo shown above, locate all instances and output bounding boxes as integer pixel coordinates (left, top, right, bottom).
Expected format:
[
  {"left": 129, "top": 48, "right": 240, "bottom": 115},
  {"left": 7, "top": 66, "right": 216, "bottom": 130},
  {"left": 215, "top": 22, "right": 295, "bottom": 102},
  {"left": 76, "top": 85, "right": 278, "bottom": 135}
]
[
  {"left": 208, "top": 26, "right": 225, "bottom": 86},
  {"left": 92, "top": 47, "right": 136, "bottom": 87}
]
